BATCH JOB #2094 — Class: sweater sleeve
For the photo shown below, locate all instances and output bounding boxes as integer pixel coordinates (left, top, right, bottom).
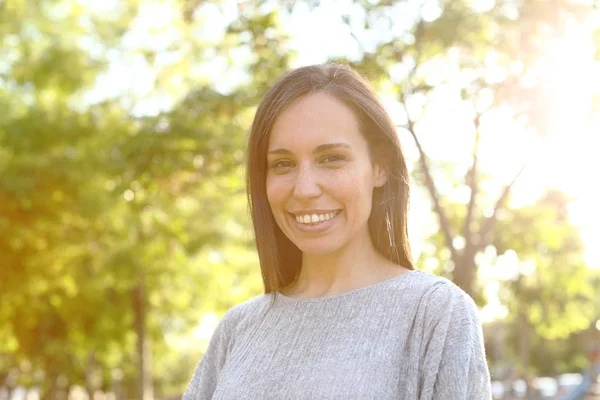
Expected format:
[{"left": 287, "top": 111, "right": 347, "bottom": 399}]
[
  {"left": 183, "top": 309, "right": 237, "bottom": 400},
  {"left": 418, "top": 282, "right": 492, "bottom": 400}
]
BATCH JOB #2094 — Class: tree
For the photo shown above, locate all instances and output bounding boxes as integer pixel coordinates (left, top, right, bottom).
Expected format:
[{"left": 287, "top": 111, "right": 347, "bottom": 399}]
[
  {"left": 330, "top": 0, "right": 597, "bottom": 300},
  {"left": 0, "top": 0, "right": 290, "bottom": 397},
  {"left": 493, "top": 190, "right": 598, "bottom": 380},
  {"left": 2, "top": 0, "right": 597, "bottom": 396}
]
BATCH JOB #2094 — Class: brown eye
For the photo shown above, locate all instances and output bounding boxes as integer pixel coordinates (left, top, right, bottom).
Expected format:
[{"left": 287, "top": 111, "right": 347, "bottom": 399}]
[
  {"left": 273, "top": 160, "right": 292, "bottom": 168},
  {"left": 321, "top": 154, "right": 346, "bottom": 164},
  {"left": 270, "top": 160, "right": 294, "bottom": 172}
]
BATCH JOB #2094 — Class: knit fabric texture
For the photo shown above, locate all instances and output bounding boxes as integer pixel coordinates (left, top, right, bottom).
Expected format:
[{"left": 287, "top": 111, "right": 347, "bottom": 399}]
[{"left": 183, "top": 270, "right": 492, "bottom": 399}]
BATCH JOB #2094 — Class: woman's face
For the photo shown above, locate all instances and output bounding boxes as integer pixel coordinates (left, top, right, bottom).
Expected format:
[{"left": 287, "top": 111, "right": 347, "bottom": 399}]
[{"left": 266, "top": 92, "right": 386, "bottom": 256}]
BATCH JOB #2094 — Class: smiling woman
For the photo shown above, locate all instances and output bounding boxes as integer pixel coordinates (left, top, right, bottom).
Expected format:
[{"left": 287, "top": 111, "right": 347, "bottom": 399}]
[
  {"left": 266, "top": 91, "right": 390, "bottom": 267},
  {"left": 249, "top": 65, "right": 415, "bottom": 295},
  {"left": 184, "top": 64, "right": 492, "bottom": 400}
]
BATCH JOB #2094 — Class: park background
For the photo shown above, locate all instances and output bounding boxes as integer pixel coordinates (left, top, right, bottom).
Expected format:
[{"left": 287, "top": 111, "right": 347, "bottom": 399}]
[{"left": 1, "top": 0, "right": 600, "bottom": 398}]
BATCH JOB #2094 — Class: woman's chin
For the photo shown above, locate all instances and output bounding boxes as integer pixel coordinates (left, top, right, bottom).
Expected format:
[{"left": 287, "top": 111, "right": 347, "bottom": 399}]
[{"left": 295, "top": 242, "right": 341, "bottom": 257}]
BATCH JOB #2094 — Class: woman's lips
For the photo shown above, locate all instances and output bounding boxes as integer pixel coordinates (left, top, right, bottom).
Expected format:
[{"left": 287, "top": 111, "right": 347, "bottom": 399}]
[{"left": 290, "top": 210, "right": 341, "bottom": 233}]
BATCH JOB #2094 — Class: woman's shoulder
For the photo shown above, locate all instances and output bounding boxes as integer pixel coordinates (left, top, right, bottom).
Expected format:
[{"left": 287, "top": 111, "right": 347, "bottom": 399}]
[
  {"left": 404, "top": 269, "right": 469, "bottom": 295},
  {"left": 219, "top": 293, "right": 273, "bottom": 327},
  {"left": 223, "top": 294, "right": 271, "bottom": 320},
  {"left": 394, "top": 270, "right": 479, "bottom": 316},
  {"left": 386, "top": 270, "right": 477, "bottom": 314}
]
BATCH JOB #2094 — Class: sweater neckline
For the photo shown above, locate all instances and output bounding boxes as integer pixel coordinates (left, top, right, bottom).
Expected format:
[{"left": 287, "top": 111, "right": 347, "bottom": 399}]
[{"left": 275, "top": 269, "right": 419, "bottom": 304}]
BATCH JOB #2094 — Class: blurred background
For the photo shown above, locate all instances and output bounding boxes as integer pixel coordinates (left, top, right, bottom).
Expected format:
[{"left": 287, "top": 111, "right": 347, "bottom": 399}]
[{"left": 1, "top": 0, "right": 599, "bottom": 399}]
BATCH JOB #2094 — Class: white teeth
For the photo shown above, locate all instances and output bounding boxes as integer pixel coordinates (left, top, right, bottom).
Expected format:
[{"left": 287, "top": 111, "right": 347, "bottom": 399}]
[{"left": 295, "top": 211, "right": 339, "bottom": 225}]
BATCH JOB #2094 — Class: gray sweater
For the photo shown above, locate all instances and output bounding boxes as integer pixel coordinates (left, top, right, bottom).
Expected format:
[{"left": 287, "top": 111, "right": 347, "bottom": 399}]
[{"left": 184, "top": 270, "right": 492, "bottom": 399}]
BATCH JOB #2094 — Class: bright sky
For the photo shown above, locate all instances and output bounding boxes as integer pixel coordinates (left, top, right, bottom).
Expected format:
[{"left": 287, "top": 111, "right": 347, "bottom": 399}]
[{"left": 80, "top": 0, "right": 599, "bottom": 326}]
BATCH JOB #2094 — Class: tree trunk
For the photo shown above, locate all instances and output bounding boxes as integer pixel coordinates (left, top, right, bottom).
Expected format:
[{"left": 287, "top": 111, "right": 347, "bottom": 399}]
[
  {"left": 453, "top": 247, "right": 477, "bottom": 299},
  {"left": 517, "top": 279, "right": 531, "bottom": 398},
  {"left": 84, "top": 351, "right": 96, "bottom": 399},
  {"left": 133, "top": 277, "right": 154, "bottom": 400}
]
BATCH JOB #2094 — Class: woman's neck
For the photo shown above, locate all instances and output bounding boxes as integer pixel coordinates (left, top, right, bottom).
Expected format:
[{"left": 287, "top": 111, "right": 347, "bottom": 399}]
[{"left": 283, "top": 238, "right": 408, "bottom": 299}]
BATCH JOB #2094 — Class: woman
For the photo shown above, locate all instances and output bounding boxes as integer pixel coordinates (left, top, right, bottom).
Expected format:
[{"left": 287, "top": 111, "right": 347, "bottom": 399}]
[{"left": 184, "top": 64, "right": 492, "bottom": 399}]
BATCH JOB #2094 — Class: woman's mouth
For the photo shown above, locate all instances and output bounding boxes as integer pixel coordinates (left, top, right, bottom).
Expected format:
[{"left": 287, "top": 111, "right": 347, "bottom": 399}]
[
  {"left": 293, "top": 210, "right": 340, "bottom": 225},
  {"left": 289, "top": 210, "right": 341, "bottom": 232}
]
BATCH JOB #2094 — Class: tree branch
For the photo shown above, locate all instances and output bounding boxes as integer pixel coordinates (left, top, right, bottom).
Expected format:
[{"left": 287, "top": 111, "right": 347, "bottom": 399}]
[
  {"left": 403, "top": 113, "right": 459, "bottom": 264},
  {"left": 478, "top": 161, "right": 529, "bottom": 250},
  {"left": 341, "top": 15, "right": 367, "bottom": 54},
  {"left": 399, "top": 16, "right": 459, "bottom": 264},
  {"left": 462, "top": 78, "right": 511, "bottom": 255},
  {"left": 461, "top": 113, "right": 481, "bottom": 249}
]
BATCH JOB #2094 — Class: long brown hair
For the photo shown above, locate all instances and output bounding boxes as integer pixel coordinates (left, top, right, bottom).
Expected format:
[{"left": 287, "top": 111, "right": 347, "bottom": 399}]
[{"left": 246, "top": 63, "right": 414, "bottom": 295}]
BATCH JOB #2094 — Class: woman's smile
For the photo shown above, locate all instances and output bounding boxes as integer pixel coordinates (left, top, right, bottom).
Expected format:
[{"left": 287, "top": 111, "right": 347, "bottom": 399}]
[{"left": 289, "top": 209, "right": 342, "bottom": 233}]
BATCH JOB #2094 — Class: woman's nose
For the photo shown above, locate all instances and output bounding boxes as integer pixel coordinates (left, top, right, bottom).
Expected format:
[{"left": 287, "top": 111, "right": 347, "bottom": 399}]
[{"left": 293, "top": 164, "right": 321, "bottom": 200}]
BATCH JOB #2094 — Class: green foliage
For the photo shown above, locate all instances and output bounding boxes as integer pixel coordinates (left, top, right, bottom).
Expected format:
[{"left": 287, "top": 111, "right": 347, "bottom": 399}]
[
  {"left": 1, "top": 0, "right": 597, "bottom": 395},
  {"left": 494, "top": 190, "right": 597, "bottom": 341},
  {"left": 0, "top": 0, "right": 287, "bottom": 396}
]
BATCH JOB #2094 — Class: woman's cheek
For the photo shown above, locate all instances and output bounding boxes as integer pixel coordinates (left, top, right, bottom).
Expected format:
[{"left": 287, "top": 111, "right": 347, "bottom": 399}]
[
  {"left": 267, "top": 175, "right": 290, "bottom": 203},
  {"left": 265, "top": 177, "right": 278, "bottom": 206},
  {"left": 333, "top": 169, "right": 362, "bottom": 193}
]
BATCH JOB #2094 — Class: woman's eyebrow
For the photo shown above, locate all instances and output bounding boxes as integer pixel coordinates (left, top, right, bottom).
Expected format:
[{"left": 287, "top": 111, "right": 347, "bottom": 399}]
[{"left": 268, "top": 143, "right": 351, "bottom": 155}]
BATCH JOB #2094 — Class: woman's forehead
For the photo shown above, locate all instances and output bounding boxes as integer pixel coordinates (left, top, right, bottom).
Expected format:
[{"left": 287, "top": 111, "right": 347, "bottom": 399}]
[{"left": 268, "top": 93, "right": 363, "bottom": 151}]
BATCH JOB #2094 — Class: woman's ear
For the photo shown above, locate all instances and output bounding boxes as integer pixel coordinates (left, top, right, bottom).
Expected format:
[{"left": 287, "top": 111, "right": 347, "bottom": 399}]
[{"left": 373, "top": 164, "right": 388, "bottom": 188}]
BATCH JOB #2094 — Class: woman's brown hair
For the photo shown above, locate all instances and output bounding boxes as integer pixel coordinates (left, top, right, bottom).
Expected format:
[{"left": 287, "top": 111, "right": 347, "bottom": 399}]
[{"left": 246, "top": 63, "right": 414, "bottom": 295}]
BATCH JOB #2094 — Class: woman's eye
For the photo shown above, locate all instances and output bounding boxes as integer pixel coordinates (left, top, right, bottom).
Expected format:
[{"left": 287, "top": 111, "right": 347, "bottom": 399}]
[
  {"left": 271, "top": 160, "right": 293, "bottom": 170},
  {"left": 321, "top": 154, "right": 346, "bottom": 163}
]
